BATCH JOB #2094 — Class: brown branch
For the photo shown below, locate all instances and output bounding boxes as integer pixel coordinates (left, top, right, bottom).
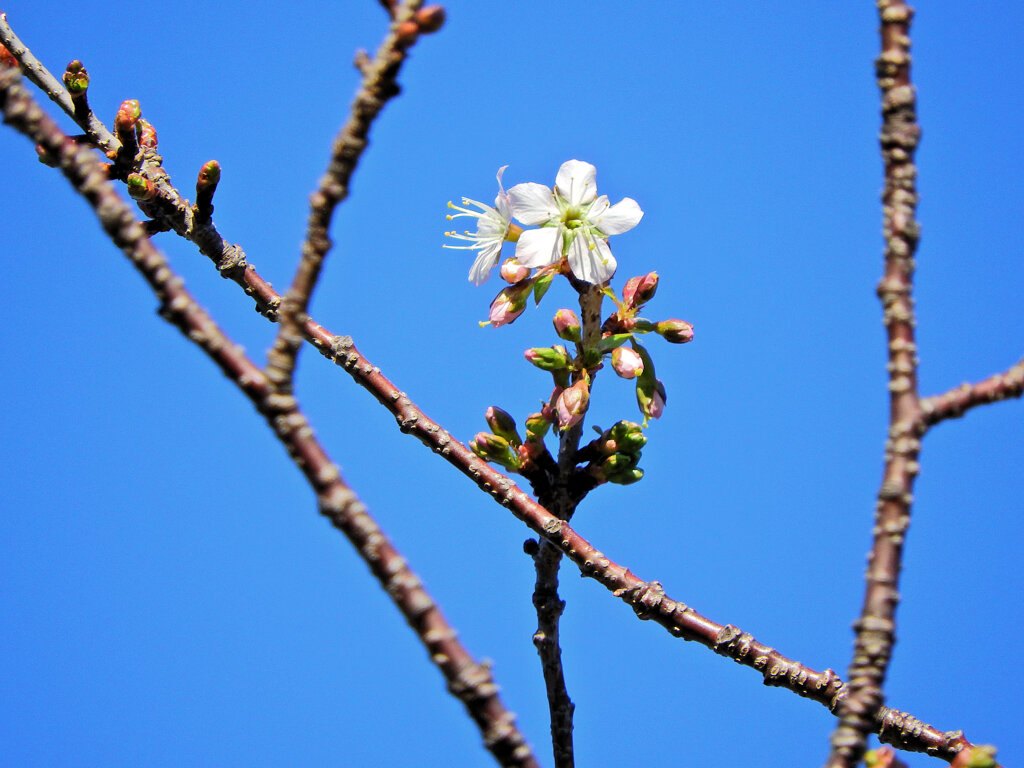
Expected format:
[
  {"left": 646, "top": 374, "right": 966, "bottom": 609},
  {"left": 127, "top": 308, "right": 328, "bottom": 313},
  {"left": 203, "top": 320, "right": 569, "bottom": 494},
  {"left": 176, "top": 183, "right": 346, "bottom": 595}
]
[
  {"left": 526, "top": 284, "right": 605, "bottom": 768},
  {"left": 528, "top": 533, "right": 573, "bottom": 768},
  {"left": 920, "top": 358, "right": 1024, "bottom": 427},
  {"left": 115, "top": 139, "right": 996, "bottom": 762},
  {"left": 0, "top": 64, "right": 539, "bottom": 768},
  {"left": 265, "top": 0, "right": 426, "bottom": 391},
  {"left": 0, "top": 14, "right": 259, "bottom": 294},
  {"left": 826, "top": 3, "right": 926, "bottom": 766},
  {"left": 306, "top": 327, "right": 991, "bottom": 762},
  {"left": 3, "top": 13, "right": 1001, "bottom": 764}
]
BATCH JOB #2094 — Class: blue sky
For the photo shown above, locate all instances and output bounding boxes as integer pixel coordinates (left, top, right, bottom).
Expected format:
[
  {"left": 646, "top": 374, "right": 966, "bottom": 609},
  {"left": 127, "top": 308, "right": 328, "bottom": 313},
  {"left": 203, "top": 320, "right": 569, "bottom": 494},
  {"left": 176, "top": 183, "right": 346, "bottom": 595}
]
[{"left": 1, "top": 2, "right": 1022, "bottom": 766}]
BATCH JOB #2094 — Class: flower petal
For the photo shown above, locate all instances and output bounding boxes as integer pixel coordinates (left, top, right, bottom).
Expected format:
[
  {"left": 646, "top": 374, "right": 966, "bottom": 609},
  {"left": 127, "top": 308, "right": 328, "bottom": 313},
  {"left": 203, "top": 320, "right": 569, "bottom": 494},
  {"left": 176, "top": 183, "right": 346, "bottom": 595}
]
[
  {"left": 468, "top": 240, "right": 503, "bottom": 285},
  {"left": 555, "top": 160, "right": 597, "bottom": 206},
  {"left": 514, "top": 226, "right": 562, "bottom": 268},
  {"left": 494, "top": 165, "right": 513, "bottom": 219},
  {"left": 592, "top": 196, "right": 643, "bottom": 235},
  {"left": 507, "top": 182, "right": 559, "bottom": 225},
  {"left": 567, "top": 233, "right": 616, "bottom": 284}
]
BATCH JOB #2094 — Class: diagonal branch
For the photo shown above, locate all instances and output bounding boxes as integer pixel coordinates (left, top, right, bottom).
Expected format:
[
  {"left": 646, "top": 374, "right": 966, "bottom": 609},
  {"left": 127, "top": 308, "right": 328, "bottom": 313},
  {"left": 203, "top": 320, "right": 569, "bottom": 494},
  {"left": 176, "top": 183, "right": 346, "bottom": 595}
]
[
  {"left": 0, "top": 64, "right": 539, "bottom": 768},
  {"left": 920, "top": 358, "right": 1024, "bottom": 427},
  {"left": 0, "top": 12, "right": 116, "bottom": 153},
  {"left": 265, "top": 0, "right": 425, "bottom": 390},
  {"left": 297, "top": 311, "right": 989, "bottom": 763}
]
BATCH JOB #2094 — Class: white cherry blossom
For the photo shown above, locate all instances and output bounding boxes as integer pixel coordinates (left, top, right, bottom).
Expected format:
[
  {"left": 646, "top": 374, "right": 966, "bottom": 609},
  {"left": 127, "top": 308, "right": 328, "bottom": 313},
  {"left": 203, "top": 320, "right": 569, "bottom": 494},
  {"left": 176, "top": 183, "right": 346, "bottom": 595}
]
[
  {"left": 506, "top": 159, "right": 643, "bottom": 285},
  {"left": 445, "top": 166, "right": 514, "bottom": 285}
]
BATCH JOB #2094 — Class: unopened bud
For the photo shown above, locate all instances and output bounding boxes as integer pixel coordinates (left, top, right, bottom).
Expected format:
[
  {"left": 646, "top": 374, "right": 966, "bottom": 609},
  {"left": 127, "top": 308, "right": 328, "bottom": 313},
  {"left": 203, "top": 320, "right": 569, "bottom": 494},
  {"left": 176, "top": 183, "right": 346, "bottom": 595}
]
[
  {"left": 601, "top": 452, "right": 637, "bottom": 475},
  {"left": 137, "top": 119, "right": 158, "bottom": 149},
  {"left": 394, "top": 19, "right": 420, "bottom": 48},
  {"left": 525, "top": 412, "right": 551, "bottom": 441},
  {"left": 553, "top": 309, "right": 581, "bottom": 342},
  {"left": 656, "top": 318, "right": 694, "bottom": 344},
  {"left": 63, "top": 60, "right": 89, "bottom": 94},
  {"left": 632, "top": 342, "right": 664, "bottom": 424},
  {"left": 470, "top": 432, "right": 520, "bottom": 470},
  {"left": 525, "top": 345, "right": 570, "bottom": 372},
  {"left": 486, "top": 281, "right": 531, "bottom": 327},
  {"left": 114, "top": 100, "right": 141, "bottom": 161},
  {"left": 485, "top": 406, "right": 520, "bottom": 447},
  {"left": 517, "top": 440, "right": 544, "bottom": 469},
  {"left": 636, "top": 372, "right": 666, "bottom": 424},
  {"left": 556, "top": 379, "right": 590, "bottom": 430},
  {"left": 197, "top": 160, "right": 221, "bottom": 192},
  {"left": 607, "top": 466, "right": 644, "bottom": 485},
  {"left": 611, "top": 346, "right": 644, "bottom": 379},
  {"left": 643, "top": 379, "right": 666, "bottom": 420},
  {"left": 950, "top": 747, "right": 999, "bottom": 768},
  {"left": 500, "top": 258, "right": 530, "bottom": 284},
  {"left": 414, "top": 5, "right": 446, "bottom": 33},
  {"left": 35, "top": 144, "right": 58, "bottom": 167},
  {"left": 622, "top": 271, "right": 659, "bottom": 309},
  {"left": 126, "top": 172, "right": 157, "bottom": 201},
  {"left": 607, "top": 420, "right": 647, "bottom": 454},
  {"left": 865, "top": 748, "right": 909, "bottom": 768},
  {"left": 115, "top": 99, "right": 141, "bottom": 132},
  {"left": 592, "top": 452, "right": 644, "bottom": 485}
]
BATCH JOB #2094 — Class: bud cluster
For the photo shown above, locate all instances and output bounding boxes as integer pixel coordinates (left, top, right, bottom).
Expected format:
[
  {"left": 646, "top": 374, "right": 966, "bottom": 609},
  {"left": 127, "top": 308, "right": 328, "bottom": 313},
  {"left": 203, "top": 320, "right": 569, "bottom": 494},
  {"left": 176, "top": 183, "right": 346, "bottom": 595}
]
[
  {"left": 470, "top": 406, "right": 555, "bottom": 475},
  {"left": 585, "top": 421, "right": 647, "bottom": 485},
  {"left": 451, "top": 164, "right": 694, "bottom": 487}
]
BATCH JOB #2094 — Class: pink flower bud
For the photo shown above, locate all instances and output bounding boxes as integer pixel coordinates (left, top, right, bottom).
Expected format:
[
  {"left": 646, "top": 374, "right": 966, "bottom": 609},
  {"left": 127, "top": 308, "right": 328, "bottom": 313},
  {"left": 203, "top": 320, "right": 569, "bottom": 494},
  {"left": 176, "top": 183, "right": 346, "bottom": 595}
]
[
  {"left": 485, "top": 406, "right": 520, "bottom": 446},
  {"left": 470, "top": 431, "right": 520, "bottom": 470},
  {"left": 137, "top": 119, "right": 158, "bottom": 149},
  {"left": 500, "top": 258, "right": 530, "bottom": 284},
  {"left": 541, "top": 391, "right": 560, "bottom": 424},
  {"left": 414, "top": 5, "right": 446, "bottom": 33},
  {"left": 622, "top": 271, "right": 659, "bottom": 309},
  {"left": 611, "top": 346, "right": 644, "bottom": 379},
  {"left": 524, "top": 345, "right": 569, "bottom": 372},
  {"left": 650, "top": 380, "right": 666, "bottom": 419},
  {"left": 487, "top": 283, "right": 531, "bottom": 327},
  {"left": 114, "top": 99, "right": 141, "bottom": 133},
  {"left": 656, "top": 318, "right": 694, "bottom": 344},
  {"left": 553, "top": 309, "right": 582, "bottom": 342},
  {"left": 556, "top": 379, "right": 590, "bottom": 430}
]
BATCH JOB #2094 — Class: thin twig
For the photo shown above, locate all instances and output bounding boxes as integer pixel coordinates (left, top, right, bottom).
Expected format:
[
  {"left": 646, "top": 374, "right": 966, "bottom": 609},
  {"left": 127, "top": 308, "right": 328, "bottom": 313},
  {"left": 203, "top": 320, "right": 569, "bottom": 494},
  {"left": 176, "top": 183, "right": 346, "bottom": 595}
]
[
  {"left": 265, "top": 0, "right": 424, "bottom": 391},
  {"left": 920, "top": 358, "right": 1024, "bottom": 427},
  {"left": 826, "top": 3, "right": 926, "bottom": 766},
  {"left": 0, "top": 12, "right": 116, "bottom": 153},
  {"left": 0, "top": 65, "right": 539, "bottom": 768}
]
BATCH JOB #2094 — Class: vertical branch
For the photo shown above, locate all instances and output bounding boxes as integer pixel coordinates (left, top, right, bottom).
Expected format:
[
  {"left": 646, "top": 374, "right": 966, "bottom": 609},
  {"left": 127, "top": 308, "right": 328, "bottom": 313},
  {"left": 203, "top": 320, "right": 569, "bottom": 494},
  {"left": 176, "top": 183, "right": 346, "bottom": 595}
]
[
  {"left": 826, "top": 3, "right": 923, "bottom": 766},
  {"left": 529, "top": 283, "right": 604, "bottom": 768},
  {"left": 265, "top": 0, "right": 425, "bottom": 391}
]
